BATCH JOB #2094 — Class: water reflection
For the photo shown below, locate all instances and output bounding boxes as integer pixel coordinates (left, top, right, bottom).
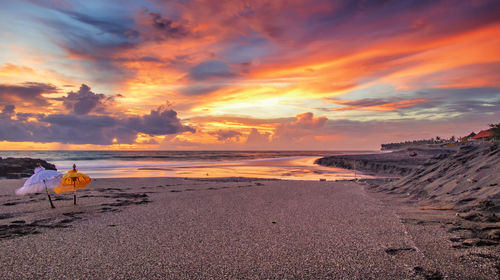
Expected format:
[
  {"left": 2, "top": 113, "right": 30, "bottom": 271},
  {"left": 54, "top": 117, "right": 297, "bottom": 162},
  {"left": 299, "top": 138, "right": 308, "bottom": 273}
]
[{"left": 54, "top": 156, "right": 374, "bottom": 181}]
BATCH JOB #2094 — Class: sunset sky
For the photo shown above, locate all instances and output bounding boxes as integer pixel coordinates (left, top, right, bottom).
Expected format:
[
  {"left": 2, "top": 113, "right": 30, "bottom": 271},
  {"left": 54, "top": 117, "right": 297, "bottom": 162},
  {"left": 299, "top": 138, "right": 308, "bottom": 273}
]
[{"left": 0, "top": 0, "right": 499, "bottom": 150}]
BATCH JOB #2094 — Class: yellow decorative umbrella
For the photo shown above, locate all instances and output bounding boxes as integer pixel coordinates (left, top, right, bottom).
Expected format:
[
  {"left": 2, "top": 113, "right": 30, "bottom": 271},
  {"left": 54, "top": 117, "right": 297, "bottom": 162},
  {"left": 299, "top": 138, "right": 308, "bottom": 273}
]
[{"left": 54, "top": 164, "right": 91, "bottom": 205}]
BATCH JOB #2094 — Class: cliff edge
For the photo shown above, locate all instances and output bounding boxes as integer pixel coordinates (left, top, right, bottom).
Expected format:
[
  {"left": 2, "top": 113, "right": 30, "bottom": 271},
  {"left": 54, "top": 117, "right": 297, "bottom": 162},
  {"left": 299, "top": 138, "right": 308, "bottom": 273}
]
[{"left": 315, "top": 148, "right": 455, "bottom": 176}]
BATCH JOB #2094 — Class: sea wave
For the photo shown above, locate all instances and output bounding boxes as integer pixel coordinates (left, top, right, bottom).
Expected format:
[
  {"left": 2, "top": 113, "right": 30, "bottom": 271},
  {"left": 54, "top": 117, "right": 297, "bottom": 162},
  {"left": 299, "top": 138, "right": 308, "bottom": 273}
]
[
  {"left": 0, "top": 150, "right": 378, "bottom": 180},
  {"left": 0, "top": 150, "right": 371, "bottom": 162},
  {"left": 53, "top": 156, "right": 312, "bottom": 170}
]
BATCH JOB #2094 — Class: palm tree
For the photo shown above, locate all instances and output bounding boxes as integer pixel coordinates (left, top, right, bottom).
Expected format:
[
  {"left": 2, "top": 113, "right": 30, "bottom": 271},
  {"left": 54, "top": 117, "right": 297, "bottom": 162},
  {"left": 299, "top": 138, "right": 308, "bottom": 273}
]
[{"left": 489, "top": 123, "right": 500, "bottom": 140}]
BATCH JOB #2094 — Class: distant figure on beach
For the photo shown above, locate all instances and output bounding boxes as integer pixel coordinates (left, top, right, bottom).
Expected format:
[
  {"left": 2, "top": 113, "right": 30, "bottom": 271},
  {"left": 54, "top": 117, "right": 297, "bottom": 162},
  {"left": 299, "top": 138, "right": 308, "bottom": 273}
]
[{"left": 34, "top": 162, "right": 43, "bottom": 173}]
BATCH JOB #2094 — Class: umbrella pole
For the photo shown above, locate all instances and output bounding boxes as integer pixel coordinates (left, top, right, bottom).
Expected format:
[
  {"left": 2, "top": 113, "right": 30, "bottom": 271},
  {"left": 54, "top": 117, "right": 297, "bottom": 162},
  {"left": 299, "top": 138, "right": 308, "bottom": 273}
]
[
  {"left": 43, "top": 180, "right": 55, "bottom": 209},
  {"left": 73, "top": 180, "right": 77, "bottom": 205}
]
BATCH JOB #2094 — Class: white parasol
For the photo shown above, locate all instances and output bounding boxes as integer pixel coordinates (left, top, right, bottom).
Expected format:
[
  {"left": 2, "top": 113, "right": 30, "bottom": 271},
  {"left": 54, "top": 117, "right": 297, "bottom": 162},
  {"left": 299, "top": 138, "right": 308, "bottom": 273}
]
[{"left": 16, "top": 166, "right": 62, "bottom": 208}]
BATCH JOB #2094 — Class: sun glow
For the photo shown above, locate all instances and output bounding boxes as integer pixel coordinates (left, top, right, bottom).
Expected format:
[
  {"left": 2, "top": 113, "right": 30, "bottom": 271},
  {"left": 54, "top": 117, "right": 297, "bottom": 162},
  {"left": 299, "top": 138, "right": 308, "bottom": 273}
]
[{"left": 0, "top": 1, "right": 499, "bottom": 150}]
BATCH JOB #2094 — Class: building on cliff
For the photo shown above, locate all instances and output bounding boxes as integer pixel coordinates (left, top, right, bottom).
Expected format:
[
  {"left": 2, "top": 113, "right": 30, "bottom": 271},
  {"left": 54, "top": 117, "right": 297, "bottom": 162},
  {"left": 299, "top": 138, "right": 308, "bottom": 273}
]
[{"left": 472, "top": 129, "right": 493, "bottom": 142}]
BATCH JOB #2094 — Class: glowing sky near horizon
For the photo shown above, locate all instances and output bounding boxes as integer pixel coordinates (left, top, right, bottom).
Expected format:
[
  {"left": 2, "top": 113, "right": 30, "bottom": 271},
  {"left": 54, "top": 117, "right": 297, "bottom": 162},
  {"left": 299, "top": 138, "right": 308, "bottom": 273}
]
[{"left": 0, "top": 0, "right": 499, "bottom": 150}]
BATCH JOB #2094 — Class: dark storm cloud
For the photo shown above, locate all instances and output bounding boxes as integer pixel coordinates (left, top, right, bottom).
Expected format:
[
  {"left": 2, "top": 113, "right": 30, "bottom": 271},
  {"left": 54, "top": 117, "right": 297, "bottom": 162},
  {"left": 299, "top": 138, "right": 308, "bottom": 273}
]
[
  {"left": 43, "top": 114, "right": 117, "bottom": 129},
  {"left": 327, "top": 97, "right": 429, "bottom": 112},
  {"left": 416, "top": 87, "right": 500, "bottom": 100},
  {"left": 209, "top": 130, "right": 242, "bottom": 142},
  {"left": 35, "top": 3, "right": 140, "bottom": 44},
  {"left": 306, "top": 0, "right": 500, "bottom": 41},
  {"left": 327, "top": 86, "right": 500, "bottom": 115},
  {"left": 115, "top": 56, "right": 163, "bottom": 63},
  {"left": 42, "top": 8, "right": 191, "bottom": 62},
  {"left": 127, "top": 106, "right": 195, "bottom": 135},
  {"left": 149, "top": 12, "right": 190, "bottom": 39},
  {"left": 179, "top": 60, "right": 237, "bottom": 96},
  {"left": 0, "top": 102, "right": 194, "bottom": 145},
  {"left": 410, "top": 87, "right": 500, "bottom": 115},
  {"left": 0, "top": 105, "right": 15, "bottom": 118},
  {"left": 443, "top": 99, "right": 500, "bottom": 114},
  {"left": 31, "top": 5, "right": 141, "bottom": 84},
  {"left": 38, "top": 114, "right": 121, "bottom": 144},
  {"left": 30, "top": 5, "right": 198, "bottom": 85},
  {"left": 0, "top": 82, "right": 58, "bottom": 106},
  {"left": 60, "top": 84, "right": 106, "bottom": 115},
  {"left": 0, "top": 105, "right": 46, "bottom": 142},
  {"left": 329, "top": 97, "right": 404, "bottom": 107},
  {"left": 63, "top": 10, "right": 140, "bottom": 40},
  {"left": 179, "top": 84, "right": 224, "bottom": 96},
  {"left": 188, "top": 60, "right": 235, "bottom": 81}
]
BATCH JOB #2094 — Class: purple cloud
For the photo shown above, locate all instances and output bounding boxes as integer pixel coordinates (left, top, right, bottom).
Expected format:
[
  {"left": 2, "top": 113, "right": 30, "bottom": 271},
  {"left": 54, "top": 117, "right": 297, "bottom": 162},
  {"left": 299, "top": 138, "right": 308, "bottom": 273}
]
[
  {"left": 0, "top": 82, "right": 58, "bottom": 107},
  {"left": 61, "top": 84, "right": 107, "bottom": 115}
]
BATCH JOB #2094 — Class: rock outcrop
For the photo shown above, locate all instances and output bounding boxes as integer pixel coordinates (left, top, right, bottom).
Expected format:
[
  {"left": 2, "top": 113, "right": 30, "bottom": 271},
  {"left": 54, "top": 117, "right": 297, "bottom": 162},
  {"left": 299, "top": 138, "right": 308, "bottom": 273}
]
[
  {"left": 315, "top": 148, "right": 455, "bottom": 176},
  {"left": 0, "top": 158, "right": 57, "bottom": 179}
]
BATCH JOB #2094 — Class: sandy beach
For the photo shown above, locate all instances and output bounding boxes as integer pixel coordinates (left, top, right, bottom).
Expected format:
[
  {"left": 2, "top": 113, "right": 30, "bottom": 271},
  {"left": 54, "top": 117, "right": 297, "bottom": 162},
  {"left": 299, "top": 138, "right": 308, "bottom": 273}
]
[{"left": 1, "top": 176, "right": 498, "bottom": 279}]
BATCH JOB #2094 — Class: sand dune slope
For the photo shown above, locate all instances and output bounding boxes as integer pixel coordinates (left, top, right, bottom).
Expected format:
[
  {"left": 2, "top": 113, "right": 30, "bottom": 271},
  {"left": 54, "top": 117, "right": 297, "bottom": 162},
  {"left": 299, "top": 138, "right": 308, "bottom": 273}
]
[{"left": 381, "top": 142, "right": 499, "bottom": 212}]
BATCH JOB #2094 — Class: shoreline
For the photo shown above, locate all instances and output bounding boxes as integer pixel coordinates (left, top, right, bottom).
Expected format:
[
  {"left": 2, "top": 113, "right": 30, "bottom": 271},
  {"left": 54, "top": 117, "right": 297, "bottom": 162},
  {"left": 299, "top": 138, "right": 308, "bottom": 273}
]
[{"left": 0, "top": 154, "right": 377, "bottom": 181}]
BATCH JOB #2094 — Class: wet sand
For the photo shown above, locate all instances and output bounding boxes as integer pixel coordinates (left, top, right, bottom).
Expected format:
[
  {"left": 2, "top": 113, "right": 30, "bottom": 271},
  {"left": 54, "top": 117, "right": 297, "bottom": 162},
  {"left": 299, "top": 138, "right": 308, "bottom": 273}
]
[{"left": 0, "top": 177, "right": 498, "bottom": 279}]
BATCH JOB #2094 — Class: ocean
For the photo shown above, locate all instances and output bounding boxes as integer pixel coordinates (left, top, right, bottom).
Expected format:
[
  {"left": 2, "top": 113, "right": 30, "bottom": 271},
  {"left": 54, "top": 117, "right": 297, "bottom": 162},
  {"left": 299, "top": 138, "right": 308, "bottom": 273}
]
[{"left": 0, "top": 151, "right": 377, "bottom": 180}]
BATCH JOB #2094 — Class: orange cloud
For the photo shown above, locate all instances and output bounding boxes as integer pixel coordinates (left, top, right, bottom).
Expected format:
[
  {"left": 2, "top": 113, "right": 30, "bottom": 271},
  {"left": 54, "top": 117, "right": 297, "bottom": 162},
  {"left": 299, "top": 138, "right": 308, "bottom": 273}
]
[
  {"left": 2, "top": 1, "right": 500, "bottom": 149},
  {"left": 332, "top": 98, "right": 429, "bottom": 112},
  {"left": 291, "top": 112, "right": 327, "bottom": 128}
]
